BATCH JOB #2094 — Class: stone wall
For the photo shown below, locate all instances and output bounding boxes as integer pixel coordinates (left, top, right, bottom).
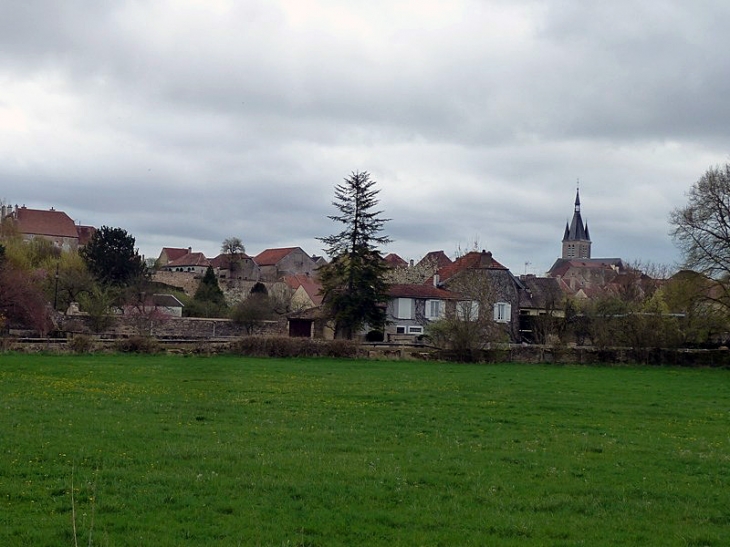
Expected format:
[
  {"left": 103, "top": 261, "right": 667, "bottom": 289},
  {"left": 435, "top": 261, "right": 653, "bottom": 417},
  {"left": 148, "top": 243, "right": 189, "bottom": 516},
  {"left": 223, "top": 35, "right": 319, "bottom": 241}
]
[
  {"left": 152, "top": 271, "right": 200, "bottom": 296},
  {"left": 61, "top": 314, "right": 286, "bottom": 339}
]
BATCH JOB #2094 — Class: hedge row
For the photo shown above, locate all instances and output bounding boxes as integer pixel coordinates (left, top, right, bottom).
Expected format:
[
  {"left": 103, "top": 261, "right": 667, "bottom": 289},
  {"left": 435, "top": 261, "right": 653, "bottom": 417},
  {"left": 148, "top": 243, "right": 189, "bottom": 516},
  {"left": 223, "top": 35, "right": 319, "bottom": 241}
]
[{"left": 228, "top": 336, "right": 359, "bottom": 358}]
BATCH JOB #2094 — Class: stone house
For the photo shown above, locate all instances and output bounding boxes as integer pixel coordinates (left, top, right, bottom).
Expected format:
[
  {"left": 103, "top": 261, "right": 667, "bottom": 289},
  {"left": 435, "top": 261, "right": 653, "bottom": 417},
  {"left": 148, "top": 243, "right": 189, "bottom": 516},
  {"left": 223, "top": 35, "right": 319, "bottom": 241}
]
[
  {"left": 517, "top": 274, "right": 565, "bottom": 343},
  {"left": 254, "top": 247, "right": 318, "bottom": 282},
  {"left": 382, "top": 250, "right": 527, "bottom": 343},
  {"left": 160, "top": 251, "right": 211, "bottom": 275},
  {"left": 157, "top": 247, "right": 193, "bottom": 268},
  {"left": 386, "top": 283, "right": 458, "bottom": 340},
  {"left": 0, "top": 204, "right": 94, "bottom": 251},
  {"left": 209, "top": 252, "right": 260, "bottom": 282},
  {"left": 432, "top": 250, "right": 525, "bottom": 342},
  {"left": 284, "top": 274, "right": 323, "bottom": 312}
]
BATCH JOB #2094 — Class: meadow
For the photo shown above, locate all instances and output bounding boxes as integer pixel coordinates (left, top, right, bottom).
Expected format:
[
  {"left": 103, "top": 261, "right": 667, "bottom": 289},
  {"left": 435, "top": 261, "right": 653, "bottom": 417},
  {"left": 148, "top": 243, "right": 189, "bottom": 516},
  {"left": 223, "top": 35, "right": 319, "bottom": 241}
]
[{"left": 0, "top": 354, "right": 728, "bottom": 546}]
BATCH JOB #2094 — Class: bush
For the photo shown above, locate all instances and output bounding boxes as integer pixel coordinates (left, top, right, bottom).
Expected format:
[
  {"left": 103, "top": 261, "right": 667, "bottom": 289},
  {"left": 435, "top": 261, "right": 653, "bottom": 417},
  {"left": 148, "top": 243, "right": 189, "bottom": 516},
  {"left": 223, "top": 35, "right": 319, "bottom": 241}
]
[
  {"left": 229, "top": 336, "right": 358, "bottom": 358},
  {"left": 0, "top": 335, "right": 16, "bottom": 352},
  {"left": 68, "top": 335, "right": 94, "bottom": 354},
  {"left": 115, "top": 336, "right": 160, "bottom": 354}
]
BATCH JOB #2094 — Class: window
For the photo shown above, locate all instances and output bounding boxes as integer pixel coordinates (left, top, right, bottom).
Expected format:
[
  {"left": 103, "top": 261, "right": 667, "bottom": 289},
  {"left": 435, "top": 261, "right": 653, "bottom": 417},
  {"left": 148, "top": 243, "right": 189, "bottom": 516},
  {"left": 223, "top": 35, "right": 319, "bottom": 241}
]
[
  {"left": 407, "top": 325, "right": 424, "bottom": 334},
  {"left": 396, "top": 325, "right": 407, "bottom": 334},
  {"left": 493, "top": 302, "right": 511, "bottom": 323},
  {"left": 456, "top": 300, "right": 479, "bottom": 321},
  {"left": 396, "top": 298, "right": 413, "bottom": 319},
  {"left": 425, "top": 299, "right": 443, "bottom": 320}
]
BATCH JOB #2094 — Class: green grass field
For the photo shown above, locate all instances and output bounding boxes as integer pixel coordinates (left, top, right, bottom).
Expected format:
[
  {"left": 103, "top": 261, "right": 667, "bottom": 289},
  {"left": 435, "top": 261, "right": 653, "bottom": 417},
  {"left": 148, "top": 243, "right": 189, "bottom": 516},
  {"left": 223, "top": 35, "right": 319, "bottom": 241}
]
[{"left": 0, "top": 354, "right": 728, "bottom": 546}]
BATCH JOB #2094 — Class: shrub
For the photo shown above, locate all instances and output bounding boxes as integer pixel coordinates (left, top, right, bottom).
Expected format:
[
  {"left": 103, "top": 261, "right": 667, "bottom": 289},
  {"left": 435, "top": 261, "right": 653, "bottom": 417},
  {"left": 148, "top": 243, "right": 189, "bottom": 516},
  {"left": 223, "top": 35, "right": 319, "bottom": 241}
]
[
  {"left": 115, "top": 336, "right": 160, "bottom": 354},
  {"left": 0, "top": 335, "right": 16, "bottom": 352},
  {"left": 229, "top": 336, "right": 358, "bottom": 358},
  {"left": 68, "top": 335, "right": 94, "bottom": 354}
]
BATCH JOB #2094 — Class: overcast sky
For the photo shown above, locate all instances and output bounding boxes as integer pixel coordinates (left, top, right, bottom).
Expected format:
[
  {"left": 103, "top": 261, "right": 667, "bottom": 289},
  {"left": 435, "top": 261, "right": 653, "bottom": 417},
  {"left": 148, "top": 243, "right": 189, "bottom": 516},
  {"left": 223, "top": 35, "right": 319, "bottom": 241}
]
[{"left": 2, "top": 0, "right": 730, "bottom": 274}]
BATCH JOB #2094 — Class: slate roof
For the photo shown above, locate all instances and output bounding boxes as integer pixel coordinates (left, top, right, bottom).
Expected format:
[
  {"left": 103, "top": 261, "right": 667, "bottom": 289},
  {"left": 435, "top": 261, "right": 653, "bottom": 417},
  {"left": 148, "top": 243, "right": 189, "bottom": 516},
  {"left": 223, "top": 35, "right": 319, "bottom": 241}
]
[
  {"left": 563, "top": 189, "right": 590, "bottom": 242},
  {"left": 254, "top": 247, "right": 301, "bottom": 266},
  {"left": 151, "top": 294, "right": 184, "bottom": 308},
  {"left": 519, "top": 276, "right": 563, "bottom": 309},
  {"left": 547, "top": 258, "right": 625, "bottom": 278},
  {"left": 14, "top": 207, "right": 78, "bottom": 239}
]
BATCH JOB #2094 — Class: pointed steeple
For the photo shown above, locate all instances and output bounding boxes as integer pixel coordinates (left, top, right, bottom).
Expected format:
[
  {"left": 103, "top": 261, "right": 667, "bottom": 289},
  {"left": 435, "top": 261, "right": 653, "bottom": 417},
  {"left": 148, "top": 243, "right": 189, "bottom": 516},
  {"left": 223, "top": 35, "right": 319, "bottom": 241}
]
[{"left": 561, "top": 186, "right": 591, "bottom": 259}]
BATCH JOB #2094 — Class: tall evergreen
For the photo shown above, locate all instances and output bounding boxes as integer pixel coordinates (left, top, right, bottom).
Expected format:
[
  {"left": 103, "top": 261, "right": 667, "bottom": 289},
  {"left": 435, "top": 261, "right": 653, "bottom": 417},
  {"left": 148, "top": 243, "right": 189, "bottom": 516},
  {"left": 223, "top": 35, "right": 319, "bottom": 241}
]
[
  {"left": 318, "top": 171, "right": 391, "bottom": 339},
  {"left": 194, "top": 266, "right": 225, "bottom": 305}
]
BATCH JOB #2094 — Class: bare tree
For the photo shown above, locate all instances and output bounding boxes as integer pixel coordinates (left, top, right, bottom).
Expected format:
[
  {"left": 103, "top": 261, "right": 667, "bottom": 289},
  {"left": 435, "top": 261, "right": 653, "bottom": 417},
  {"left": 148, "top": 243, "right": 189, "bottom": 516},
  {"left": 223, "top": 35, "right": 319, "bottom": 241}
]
[
  {"left": 670, "top": 163, "right": 730, "bottom": 311},
  {"left": 221, "top": 237, "right": 246, "bottom": 279},
  {"left": 426, "top": 269, "right": 504, "bottom": 361}
]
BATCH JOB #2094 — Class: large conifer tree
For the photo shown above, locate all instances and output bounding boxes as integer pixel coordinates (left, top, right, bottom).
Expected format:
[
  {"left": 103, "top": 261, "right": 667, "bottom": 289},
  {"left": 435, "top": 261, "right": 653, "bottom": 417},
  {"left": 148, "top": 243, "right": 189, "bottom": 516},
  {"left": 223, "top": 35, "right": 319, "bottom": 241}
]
[{"left": 318, "top": 171, "right": 391, "bottom": 339}]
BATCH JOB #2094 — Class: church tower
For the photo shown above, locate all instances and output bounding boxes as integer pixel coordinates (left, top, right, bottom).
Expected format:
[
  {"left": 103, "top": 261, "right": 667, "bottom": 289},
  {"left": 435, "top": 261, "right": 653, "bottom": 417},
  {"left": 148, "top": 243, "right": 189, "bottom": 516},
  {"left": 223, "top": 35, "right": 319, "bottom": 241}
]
[{"left": 561, "top": 188, "right": 591, "bottom": 259}]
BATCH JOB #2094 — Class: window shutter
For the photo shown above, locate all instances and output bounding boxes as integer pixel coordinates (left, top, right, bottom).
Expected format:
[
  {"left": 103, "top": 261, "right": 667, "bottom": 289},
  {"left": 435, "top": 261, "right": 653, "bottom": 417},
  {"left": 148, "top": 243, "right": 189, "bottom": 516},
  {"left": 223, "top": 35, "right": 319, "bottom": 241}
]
[{"left": 397, "top": 298, "right": 413, "bottom": 319}]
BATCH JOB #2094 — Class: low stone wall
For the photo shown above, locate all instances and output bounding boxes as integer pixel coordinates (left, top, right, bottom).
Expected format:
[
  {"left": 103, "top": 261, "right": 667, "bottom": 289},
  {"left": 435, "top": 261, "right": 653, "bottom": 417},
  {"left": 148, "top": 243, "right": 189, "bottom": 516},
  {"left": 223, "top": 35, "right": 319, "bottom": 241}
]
[{"left": 60, "top": 315, "right": 286, "bottom": 339}]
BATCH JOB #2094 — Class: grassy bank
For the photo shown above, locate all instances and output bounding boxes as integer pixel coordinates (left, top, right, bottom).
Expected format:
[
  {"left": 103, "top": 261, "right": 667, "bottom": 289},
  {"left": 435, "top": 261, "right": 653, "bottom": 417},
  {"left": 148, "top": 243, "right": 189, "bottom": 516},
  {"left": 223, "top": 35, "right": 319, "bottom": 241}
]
[{"left": 1, "top": 354, "right": 728, "bottom": 545}]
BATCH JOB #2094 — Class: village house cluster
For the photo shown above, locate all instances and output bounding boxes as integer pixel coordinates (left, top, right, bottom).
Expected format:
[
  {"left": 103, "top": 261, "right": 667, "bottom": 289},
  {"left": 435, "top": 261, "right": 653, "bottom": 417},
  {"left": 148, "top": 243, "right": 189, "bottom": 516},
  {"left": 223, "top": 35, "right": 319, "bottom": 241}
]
[{"left": 1, "top": 189, "right": 646, "bottom": 342}]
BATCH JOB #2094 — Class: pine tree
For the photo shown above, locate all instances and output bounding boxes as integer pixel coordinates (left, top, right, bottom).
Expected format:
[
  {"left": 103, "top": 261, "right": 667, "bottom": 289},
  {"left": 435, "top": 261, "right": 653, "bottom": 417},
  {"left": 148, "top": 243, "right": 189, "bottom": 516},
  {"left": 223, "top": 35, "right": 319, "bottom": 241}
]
[
  {"left": 317, "top": 171, "right": 391, "bottom": 339},
  {"left": 194, "top": 266, "right": 225, "bottom": 305}
]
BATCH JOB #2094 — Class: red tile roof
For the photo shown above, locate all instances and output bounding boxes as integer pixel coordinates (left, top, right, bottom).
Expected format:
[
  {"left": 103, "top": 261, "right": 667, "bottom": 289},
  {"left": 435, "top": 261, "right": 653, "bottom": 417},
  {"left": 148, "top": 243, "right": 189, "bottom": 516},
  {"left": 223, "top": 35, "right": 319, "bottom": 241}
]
[
  {"left": 166, "top": 252, "right": 210, "bottom": 268},
  {"left": 160, "top": 247, "right": 191, "bottom": 262},
  {"left": 284, "top": 274, "right": 324, "bottom": 306},
  {"left": 14, "top": 207, "right": 78, "bottom": 239},
  {"left": 388, "top": 284, "right": 458, "bottom": 299},
  {"left": 209, "top": 252, "right": 252, "bottom": 269},
  {"left": 254, "top": 247, "right": 300, "bottom": 266},
  {"left": 434, "top": 251, "right": 507, "bottom": 283},
  {"left": 384, "top": 253, "right": 408, "bottom": 268},
  {"left": 419, "top": 250, "right": 453, "bottom": 269}
]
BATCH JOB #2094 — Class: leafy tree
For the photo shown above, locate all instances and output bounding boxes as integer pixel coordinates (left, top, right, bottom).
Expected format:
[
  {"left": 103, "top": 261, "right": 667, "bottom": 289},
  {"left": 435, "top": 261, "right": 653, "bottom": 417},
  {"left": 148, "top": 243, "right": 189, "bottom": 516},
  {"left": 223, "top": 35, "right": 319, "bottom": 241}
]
[
  {"left": 81, "top": 226, "right": 146, "bottom": 286},
  {"left": 663, "top": 270, "right": 729, "bottom": 346},
  {"left": 670, "top": 164, "right": 730, "bottom": 311},
  {"left": 43, "top": 252, "right": 95, "bottom": 313},
  {"left": 78, "top": 285, "right": 117, "bottom": 333},
  {"left": 317, "top": 171, "right": 392, "bottom": 339}
]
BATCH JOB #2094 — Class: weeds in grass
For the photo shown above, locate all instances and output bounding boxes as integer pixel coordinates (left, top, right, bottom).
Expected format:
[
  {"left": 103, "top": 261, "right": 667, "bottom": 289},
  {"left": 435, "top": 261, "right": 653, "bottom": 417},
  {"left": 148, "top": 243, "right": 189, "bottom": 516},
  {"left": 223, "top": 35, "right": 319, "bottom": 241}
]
[{"left": 70, "top": 462, "right": 98, "bottom": 547}]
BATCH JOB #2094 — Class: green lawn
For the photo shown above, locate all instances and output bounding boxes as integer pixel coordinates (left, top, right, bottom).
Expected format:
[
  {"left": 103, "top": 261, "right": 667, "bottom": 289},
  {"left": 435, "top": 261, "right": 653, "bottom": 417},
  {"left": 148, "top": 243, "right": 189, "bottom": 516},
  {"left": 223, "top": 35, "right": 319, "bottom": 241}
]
[{"left": 0, "top": 354, "right": 728, "bottom": 546}]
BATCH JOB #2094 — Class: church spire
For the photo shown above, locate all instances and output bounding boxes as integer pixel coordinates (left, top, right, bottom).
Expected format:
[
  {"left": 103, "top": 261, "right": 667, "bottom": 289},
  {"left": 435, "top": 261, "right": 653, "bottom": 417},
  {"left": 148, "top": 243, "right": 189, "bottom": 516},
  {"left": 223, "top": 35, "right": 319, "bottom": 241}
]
[{"left": 561, "top": 185, "right": 591, "bottom": 259}]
